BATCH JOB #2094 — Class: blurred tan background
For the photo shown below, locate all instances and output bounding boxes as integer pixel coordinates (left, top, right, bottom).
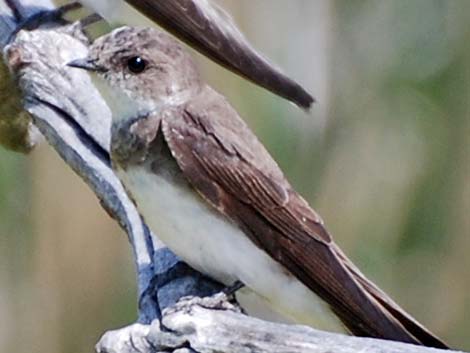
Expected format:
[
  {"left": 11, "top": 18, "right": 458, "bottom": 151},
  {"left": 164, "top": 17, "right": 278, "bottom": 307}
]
[{"left": 1, "top": 0, "right": 470, "bottom": 351}]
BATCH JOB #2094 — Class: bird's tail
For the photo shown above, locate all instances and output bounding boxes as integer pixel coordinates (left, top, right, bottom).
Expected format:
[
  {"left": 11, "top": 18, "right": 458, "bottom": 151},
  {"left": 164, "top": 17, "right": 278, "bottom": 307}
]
[{"left": 333, "top": 245, "right": 449, "bottom": 349}]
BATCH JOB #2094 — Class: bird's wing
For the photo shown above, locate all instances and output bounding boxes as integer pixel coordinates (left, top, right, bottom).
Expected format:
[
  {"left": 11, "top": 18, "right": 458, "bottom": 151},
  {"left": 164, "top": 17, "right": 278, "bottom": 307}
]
[
  {"left": 125, "top": 0, "right": 314, "bottom": 109},
  {"left": 158, "top": 88, "right": 447, "bottom": 348},
  {"left": 332, "top": 244, "right": 448, "bottom": 348}
]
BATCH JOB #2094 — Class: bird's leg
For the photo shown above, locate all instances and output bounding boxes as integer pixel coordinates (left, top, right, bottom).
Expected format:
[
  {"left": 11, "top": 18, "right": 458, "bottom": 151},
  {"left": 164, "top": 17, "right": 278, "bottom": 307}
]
[
  {"left": 222, "top": 280, "right": 245, "bottom": 297},
  {"left": 139, "top": 257, "right": 245, "bottom": 331},
  {"left": 164, "top": 291, "right": 243, "bottom": 317},
  {"left": 162, "top": 281, "right": 245, "bottom": 321}
]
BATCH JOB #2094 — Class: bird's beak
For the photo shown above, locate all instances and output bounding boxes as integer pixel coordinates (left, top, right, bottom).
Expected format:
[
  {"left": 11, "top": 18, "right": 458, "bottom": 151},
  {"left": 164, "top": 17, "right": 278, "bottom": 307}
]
[{"left": 67, "top": 58, "right": 107, "bottom": 73}]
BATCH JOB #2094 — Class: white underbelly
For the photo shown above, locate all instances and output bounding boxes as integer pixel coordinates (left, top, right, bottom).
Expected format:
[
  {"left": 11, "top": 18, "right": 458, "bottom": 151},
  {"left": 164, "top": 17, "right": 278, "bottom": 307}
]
[{"left": 118, "top": 166, "right": 346, "bottom": 333}]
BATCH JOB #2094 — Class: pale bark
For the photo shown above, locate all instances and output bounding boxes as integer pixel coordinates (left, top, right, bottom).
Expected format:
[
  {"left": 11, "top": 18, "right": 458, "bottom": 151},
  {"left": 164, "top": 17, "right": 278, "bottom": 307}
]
[
  {"left": 0, "top": 0, "right": 223, "bottom": 325},
  {"left": 97, "top": 296, "right": 460, "bottom": 353}
]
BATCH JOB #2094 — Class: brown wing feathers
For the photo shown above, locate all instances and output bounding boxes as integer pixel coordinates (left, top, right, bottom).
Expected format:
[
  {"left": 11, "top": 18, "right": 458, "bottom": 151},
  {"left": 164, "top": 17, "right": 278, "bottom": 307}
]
[
  {"left": 159, "top": 90, "right": 447, "bottom": 348},
  {"left": 334, "top": 245, "right": 448, "bottom": 348},
  {"left": 125, "top": 0, "right": 314, "bottom": 108}
]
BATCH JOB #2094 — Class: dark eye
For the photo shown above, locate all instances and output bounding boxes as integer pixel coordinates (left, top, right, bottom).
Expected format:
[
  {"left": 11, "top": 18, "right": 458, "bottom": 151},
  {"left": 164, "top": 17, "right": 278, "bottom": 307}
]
[{"left": 127, "top": 56, "right": 147, "bottom": 74}]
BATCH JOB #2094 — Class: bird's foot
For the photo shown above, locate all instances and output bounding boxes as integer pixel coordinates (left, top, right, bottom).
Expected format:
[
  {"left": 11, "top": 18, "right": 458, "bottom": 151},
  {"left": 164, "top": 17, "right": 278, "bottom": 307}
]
[
  {"left": 163, "top": 290, "right": 243, "bottom": 318},
  {"left": 222, "top": 280, "right": 245, "bottom": 297}
]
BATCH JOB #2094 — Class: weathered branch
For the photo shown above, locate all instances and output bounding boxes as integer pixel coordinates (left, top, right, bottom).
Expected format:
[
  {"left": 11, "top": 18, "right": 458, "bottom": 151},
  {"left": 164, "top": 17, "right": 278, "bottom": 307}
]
[
  {"left": 0, "top": 0, "right": 223, "bottom": 325},
  {"left": 0, "top": 0, "right": 39, "bottom": 152},
  {"left": 97, "top": 296, "right": 459, "bottom": 353},
  {"left": 0, "top": 2, "right": 464, "bottom": 353}
]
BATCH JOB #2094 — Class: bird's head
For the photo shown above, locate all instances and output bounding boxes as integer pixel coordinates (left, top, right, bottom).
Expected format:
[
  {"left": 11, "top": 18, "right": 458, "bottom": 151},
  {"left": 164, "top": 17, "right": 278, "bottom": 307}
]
[{"left": 68, "top": 26, "right": 202, "bottom": 120}]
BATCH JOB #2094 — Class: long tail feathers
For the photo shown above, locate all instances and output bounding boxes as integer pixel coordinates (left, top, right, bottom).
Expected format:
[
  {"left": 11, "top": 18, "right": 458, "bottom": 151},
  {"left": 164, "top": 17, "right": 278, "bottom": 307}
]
[{"left": 333, "top": 245, "right": 448, "bottom": 349}]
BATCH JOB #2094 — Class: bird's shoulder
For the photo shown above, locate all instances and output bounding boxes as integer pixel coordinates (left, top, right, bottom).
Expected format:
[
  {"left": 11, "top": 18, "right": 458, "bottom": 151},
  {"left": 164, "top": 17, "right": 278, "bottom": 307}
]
[{"left": 160, "top": 85, "right": 330, "bottom": 244}]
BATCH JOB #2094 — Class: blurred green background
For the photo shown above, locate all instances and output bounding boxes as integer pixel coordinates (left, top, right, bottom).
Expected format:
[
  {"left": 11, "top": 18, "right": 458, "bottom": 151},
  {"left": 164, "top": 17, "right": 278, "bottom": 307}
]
[{"left": 1, "top": 0, "right": 469, "bottom": 351}]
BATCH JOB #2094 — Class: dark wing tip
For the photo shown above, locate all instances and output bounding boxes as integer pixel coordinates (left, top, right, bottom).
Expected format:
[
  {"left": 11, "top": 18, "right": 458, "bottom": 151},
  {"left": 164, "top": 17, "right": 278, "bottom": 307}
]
[
  {"left": 289, "top": 83, "right": 315, "bottom": 110},
  {"left": 334, "top": 246, "right": 450, "bottom": 349},
  {"left": 127, "top": 0, "right": 315, "bottom": 110}
]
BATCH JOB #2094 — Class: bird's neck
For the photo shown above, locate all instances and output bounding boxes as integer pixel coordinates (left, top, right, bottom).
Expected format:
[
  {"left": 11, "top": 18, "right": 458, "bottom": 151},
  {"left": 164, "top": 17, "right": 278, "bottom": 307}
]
[{"left": 91, "top": 74, "right": 199, "bottom": 124}]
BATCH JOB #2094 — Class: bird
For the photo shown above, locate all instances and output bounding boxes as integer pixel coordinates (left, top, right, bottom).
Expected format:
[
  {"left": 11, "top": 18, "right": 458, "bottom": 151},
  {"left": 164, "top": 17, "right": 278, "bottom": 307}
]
[
  {"left": 68, "top": 26, "right": 448, "bottom": 349},
  {"left": 76, "top": 0, "right": 314, "bottom": 109}
]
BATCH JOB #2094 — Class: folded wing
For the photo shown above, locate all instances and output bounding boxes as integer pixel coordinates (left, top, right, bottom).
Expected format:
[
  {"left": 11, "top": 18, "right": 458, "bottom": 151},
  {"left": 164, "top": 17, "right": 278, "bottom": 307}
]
[
  {"left": 159, "top": 89, "right": 447, "bottom": 348},
  {"left": 126, "top": 0, "right": 314, "bottom": 109}
]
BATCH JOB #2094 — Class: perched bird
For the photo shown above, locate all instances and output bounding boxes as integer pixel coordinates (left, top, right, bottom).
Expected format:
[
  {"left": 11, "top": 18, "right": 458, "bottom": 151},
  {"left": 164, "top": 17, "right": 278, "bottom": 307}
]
[
  {"left": 68, "top": 27, "right": 448, "bottom": 348},
  {"left": 77, "top": 0, "right": 314, "bottom": 109}
]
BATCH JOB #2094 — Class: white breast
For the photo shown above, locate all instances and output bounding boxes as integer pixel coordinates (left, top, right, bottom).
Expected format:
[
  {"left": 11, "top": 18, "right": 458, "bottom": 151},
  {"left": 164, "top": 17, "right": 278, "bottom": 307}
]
[{"left": 117, "top": 165, "right": 346, "bottom": 332}]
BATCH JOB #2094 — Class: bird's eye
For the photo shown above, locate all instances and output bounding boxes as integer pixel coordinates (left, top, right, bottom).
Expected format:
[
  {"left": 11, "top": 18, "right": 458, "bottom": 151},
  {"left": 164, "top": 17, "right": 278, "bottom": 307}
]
[{"left": 127, "top": 56, "right": 147, "bottom": 74}]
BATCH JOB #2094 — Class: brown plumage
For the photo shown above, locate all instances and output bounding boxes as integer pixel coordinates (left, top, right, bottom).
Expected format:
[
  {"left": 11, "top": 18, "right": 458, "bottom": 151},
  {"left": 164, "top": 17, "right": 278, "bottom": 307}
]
[
  {"left": 68, "top": 26, "right": 448, "bottom": 349},
  {"left": 126, "top": 0, "right": 314, "bottom": 108},
  {"left": 159, "top": 86, "right": 448, "bottom": 348}
]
